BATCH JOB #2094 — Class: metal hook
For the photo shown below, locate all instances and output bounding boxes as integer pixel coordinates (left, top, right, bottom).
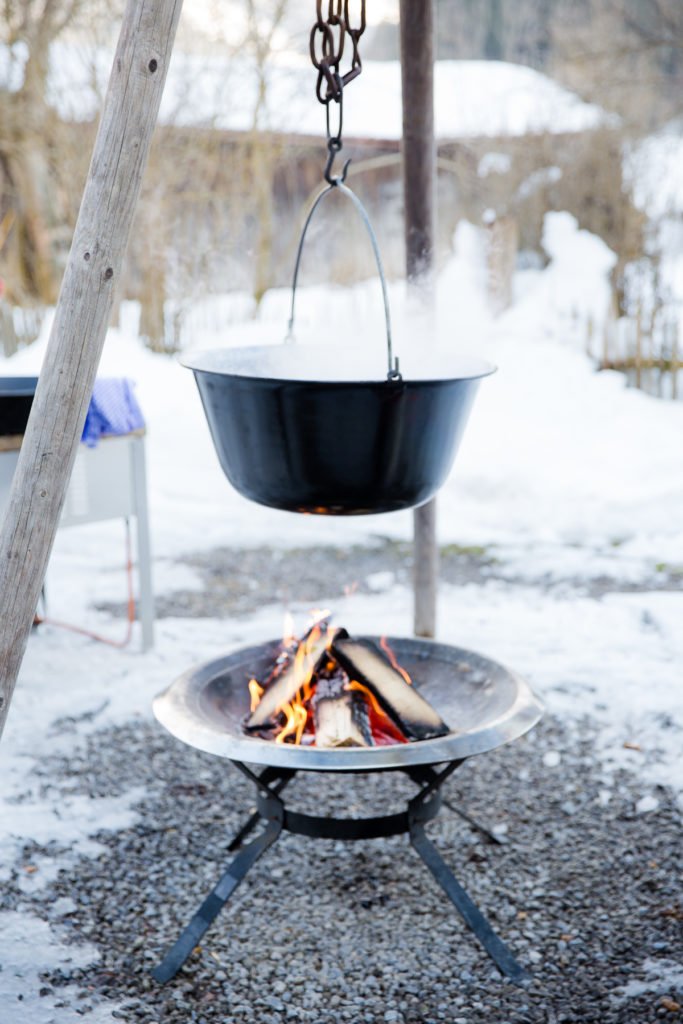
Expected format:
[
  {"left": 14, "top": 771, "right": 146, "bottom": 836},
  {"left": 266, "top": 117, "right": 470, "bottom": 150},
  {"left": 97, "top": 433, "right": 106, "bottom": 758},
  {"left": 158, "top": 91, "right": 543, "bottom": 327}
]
[{"left": 324, "top": 139, "right": 352, "bottom": 186}]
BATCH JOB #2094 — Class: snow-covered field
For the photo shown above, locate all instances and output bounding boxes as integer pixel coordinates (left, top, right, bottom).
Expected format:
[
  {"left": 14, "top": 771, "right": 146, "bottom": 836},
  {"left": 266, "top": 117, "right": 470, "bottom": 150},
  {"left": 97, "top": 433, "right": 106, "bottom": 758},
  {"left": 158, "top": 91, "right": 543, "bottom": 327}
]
[{"left": 1, "top": 212, "right": 682, "bottom": 1020}]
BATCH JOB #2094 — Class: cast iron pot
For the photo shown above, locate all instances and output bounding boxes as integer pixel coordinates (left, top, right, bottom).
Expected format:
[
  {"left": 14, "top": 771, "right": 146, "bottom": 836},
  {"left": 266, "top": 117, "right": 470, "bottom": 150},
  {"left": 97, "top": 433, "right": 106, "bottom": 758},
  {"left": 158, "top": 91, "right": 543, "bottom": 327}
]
[
  {"left": 183, "top": 181, "right": 494, "bottom": 516},
  {"left": 0, "top": 376, "right": 39, "bottom": 437},
  {"left": 184, "top": 346, "right": 494, "bottom": 515}
]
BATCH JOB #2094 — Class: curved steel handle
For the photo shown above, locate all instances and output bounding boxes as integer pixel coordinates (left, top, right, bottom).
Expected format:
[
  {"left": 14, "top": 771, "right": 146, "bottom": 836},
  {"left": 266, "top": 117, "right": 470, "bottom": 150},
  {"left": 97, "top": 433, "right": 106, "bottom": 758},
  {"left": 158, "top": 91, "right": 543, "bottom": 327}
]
[{"left": 287, "top": 181, "right": 400, "bottom": 381}]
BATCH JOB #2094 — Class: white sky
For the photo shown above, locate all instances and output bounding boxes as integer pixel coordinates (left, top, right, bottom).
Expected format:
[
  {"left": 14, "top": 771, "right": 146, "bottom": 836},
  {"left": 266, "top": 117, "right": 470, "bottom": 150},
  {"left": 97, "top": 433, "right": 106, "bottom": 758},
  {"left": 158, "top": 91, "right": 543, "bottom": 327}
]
[{"left": 180, "top": 0, "right": 399, "bottom": 51}]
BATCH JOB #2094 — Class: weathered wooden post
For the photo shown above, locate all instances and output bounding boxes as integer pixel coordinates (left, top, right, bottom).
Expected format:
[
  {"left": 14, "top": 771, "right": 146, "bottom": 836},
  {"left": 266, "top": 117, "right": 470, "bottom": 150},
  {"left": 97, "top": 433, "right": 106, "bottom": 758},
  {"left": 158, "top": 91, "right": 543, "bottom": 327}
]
[
  {"left": 399, "top": 0, "right": 438, "bottom": 637},
  {"left": 0, "top": 0, "right": 184, "bottom": 740}
]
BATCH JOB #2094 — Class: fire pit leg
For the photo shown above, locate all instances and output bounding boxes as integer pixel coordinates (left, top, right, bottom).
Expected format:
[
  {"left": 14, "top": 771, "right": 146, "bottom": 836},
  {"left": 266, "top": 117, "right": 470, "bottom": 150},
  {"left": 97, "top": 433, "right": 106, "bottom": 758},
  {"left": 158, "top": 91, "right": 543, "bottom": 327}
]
[
  {"left": 408, "top": 792, "right": 529, "bottom": 986},
  {"left": 408, "top": 765, "right": 506, "bottom": 845},
  {"left": 440, "top": 798, "right": 507, "bottom": 846},
  {"left": 152, "top": 811, "right": 283, "bottom": 984},
  {"left": 227, "top": 767, "right": 295, "bottom": 852}
]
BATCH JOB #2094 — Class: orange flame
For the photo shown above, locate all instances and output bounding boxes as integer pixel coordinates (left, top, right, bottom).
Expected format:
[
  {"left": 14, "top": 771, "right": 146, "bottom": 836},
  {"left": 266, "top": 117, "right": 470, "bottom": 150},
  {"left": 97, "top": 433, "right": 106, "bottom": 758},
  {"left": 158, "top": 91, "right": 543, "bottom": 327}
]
[
  {"left": 347, "top": 679, "right": 385, "bottom": 718},
  {"left": 248, "top": 678, "right": 264, "bottom": 712},
  {"left": 380, "top": 636, "right": 412, "bottom": 685},
  {"left": 270, "top": 614, "right": 336, "bottom": 745},
  {"left": 275, "top": 699, "right": 308, "bottom": 745},
  {"left": 346, "top": 680, "right": 408, "bottom": 744}
]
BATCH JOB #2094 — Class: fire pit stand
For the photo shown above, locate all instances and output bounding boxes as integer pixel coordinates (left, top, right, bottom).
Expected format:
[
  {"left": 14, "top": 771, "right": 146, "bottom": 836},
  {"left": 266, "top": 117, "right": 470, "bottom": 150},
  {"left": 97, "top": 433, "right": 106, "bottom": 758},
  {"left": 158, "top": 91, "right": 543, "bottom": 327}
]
[
  {"left": 153, "top": 759, "right": 528, "bottom": 986},
  {"left": 152, "top": 637, "right": 543, "bottom": 988}
]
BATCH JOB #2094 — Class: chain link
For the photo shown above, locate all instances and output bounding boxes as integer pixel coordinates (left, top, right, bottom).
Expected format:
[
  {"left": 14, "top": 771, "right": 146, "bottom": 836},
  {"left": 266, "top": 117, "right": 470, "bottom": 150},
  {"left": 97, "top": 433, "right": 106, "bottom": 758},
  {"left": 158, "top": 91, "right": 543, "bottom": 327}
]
[{"left": 310, "top": 0, "right": 366, "bottom": 104}]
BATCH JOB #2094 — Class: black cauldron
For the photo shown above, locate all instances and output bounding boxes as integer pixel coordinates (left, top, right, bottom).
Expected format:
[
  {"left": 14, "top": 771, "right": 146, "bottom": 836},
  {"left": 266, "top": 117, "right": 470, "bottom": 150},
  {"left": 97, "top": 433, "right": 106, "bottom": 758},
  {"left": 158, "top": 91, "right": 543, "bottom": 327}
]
[
  {"left": 184, "top": 347, "right": 493, "bottom": 515},
  {"left": 184, "top": 180, "right": 494, "bottom": 516}
]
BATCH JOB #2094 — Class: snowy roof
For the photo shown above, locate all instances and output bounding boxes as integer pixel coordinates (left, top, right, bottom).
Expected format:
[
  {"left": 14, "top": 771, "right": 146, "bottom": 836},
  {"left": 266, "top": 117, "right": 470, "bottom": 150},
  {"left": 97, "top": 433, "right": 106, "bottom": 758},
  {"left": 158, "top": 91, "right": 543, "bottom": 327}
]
[{"left": 3, "top": 40, "right": 613, "bottom": 140}]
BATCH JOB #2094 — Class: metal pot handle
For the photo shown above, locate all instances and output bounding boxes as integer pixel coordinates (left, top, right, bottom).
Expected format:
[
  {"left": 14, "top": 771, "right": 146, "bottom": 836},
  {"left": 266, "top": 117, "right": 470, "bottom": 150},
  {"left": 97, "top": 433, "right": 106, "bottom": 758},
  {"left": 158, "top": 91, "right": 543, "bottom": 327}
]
[{"left": 287, "top": 181, "right": 401, "bottom": 381}]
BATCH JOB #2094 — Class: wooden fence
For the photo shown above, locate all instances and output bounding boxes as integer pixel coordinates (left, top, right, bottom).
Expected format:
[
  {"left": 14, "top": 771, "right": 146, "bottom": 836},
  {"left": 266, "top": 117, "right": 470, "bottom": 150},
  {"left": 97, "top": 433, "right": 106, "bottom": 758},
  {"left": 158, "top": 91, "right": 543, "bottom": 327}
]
[
  {"left": 0, "top": 303, "right": 45, "bottom": 358},
  {"left": 588, "top": 304, "right": 682, "bottom": 400}
]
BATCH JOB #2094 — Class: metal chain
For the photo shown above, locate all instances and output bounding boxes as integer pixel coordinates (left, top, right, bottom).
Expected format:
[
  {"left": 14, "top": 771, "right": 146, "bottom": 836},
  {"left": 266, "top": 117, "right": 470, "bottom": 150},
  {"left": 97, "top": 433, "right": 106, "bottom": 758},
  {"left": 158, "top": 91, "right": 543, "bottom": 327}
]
[{"left": 310, "top": 0, "right": 366, "bottom": 104}]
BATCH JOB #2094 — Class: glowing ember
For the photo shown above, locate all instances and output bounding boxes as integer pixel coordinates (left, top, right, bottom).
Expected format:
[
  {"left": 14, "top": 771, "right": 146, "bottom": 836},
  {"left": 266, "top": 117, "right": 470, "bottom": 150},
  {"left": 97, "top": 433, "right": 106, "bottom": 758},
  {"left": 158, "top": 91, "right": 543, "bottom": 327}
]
[
  {"left": 347, "top": 679, "right": 409, "bottom": 745},
  {"left": 347, "top": 679, "right": 387, "bottom": 718}
]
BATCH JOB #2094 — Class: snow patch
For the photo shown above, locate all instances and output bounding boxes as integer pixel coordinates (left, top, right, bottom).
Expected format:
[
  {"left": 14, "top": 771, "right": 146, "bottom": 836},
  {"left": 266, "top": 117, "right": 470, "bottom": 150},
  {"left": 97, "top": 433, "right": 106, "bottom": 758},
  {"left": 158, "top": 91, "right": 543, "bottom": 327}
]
[
  {"left": 612, "top": 957, "right": 683, "bottom": 1001},
  {"left": 0, "top": 911, "right": 120, "bottom": 1024},
  {"left": 635, "top": 794, "right": 660, "bottom": 814},
  {"left": 542, "top": 751, "right": 561, "bottom": 768}
]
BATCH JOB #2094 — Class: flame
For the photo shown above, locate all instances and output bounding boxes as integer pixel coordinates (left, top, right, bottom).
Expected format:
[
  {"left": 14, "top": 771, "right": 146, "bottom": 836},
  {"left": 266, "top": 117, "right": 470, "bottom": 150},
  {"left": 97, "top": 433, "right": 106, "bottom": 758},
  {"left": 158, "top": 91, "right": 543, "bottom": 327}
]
[
  {"left": 346, "top": 679, "right": 408, "bottom": 745},
  {"left": 347, "top": 679, "right": 385, "bottom": 718},
  {"left": 269, "top": 614, "right": 336, "bottom": 745},
  {"left": 380, "top": 636, "right": 412, "bottom": 685},
  {"left": 275, "top": 699, "right": 308, "bottom": 745},
  {"left": 247, "top": 617, "right": 414, "bottom": 748},
  {"left": 248, "top": 678, "right": 264, "bottom": 712}
]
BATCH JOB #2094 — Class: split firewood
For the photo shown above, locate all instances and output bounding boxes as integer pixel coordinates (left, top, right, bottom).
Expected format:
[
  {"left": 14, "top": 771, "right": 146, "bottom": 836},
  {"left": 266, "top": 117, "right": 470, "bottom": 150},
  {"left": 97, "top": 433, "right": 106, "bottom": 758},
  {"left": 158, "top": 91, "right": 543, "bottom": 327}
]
[
  {"left": 331, "top": 637, "right": 449, "bottom": 741},
  {"left": 313, "top": 674, "right": 373, "bottom": 748},
  {"left": 247, "top": 621, "right": 338, "bottom": 730}
]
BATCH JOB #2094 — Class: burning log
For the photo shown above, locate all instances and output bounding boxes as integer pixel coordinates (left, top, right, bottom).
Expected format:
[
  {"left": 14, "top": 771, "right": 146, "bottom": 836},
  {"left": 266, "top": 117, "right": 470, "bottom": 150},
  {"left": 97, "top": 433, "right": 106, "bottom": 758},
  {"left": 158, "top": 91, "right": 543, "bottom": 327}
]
[
  {"left": 243, "top": 622, "right": 447, "bottom": 747},
  {"left": 247, "top": 621, "right": 337, "bottom": 730},
  {"left": 313, "top": 674, "right": 373, "bottom": 748},
  {"left": 331, "top": 637, "right": 449, "bottom": 741}
]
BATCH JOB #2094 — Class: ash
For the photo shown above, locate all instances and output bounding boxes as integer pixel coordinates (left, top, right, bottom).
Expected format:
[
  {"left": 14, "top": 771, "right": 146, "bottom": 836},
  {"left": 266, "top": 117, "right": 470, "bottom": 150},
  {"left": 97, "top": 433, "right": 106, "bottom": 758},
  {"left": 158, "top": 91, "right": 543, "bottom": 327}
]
[{"left": 3, "top": 715, "right": 681, "bottom": 1024}]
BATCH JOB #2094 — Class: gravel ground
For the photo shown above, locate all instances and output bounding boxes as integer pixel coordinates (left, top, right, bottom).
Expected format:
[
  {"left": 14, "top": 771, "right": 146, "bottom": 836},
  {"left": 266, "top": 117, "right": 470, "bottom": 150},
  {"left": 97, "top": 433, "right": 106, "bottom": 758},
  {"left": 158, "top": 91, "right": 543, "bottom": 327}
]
[
  {"left": 99, "top": 541, "right": 683, "bottom": 621},
  {"left": 4, "top": 713, "right": 682, "bottom": 1024},
  {"left": 11, "top": 543, "right": 682, "bottom": 1022}
]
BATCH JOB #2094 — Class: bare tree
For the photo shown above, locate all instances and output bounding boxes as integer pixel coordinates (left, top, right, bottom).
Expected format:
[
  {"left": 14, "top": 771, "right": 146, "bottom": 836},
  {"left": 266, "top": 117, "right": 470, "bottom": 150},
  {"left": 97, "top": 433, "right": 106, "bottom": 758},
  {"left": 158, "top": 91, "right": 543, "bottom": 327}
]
[
  {"left": 242, "top": 0, "right": 292, "bottom": 305},
  {"left": 552, "top": 0, "right": 683, "bottom": 129},
  {"left": 0, "top": 1, "right": 120, "bottom": 304}
]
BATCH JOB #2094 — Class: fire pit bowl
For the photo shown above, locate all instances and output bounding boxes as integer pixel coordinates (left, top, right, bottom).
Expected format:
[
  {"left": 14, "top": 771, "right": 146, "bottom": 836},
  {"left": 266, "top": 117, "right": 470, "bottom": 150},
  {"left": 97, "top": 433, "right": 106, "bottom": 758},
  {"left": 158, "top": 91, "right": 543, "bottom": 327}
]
[
  {"left": 182, "top": 348, "right": 494, "bottom": 515},
  {"left": 153, "top": 635, "right": 543, "bottom": 771}
]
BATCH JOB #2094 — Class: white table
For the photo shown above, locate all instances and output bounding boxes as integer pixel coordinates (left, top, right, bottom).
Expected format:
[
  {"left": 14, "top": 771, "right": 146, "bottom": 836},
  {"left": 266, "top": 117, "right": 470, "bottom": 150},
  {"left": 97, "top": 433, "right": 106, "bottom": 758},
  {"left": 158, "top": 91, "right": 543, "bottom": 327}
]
[{"left": 0, "top": 431, "right": 154, "bottom": 650}]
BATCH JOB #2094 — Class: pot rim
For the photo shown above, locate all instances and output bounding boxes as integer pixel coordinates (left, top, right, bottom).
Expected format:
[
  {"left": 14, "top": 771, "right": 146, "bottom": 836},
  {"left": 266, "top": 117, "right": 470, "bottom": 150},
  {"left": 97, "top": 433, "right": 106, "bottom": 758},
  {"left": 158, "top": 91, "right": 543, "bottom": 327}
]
[{"left": 181, "top": 345, "right": 497, "bottom": 386}]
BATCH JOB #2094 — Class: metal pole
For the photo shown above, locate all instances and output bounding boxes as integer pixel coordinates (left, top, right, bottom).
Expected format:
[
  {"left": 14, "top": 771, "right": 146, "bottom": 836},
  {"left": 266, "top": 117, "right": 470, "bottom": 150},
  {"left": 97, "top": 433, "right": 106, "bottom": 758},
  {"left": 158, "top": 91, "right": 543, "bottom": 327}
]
[
  {"left": 0, "top": 0, "right": 184, "bottom": 740},
  {"left": 399, "top": 0, "right": 438, "bottom": 637}
]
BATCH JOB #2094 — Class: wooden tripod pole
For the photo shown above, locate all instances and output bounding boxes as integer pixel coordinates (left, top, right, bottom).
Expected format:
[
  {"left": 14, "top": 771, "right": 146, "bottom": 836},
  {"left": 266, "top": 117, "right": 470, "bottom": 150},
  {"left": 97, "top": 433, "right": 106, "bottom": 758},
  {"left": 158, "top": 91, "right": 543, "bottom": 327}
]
[
  {"left": 0, "top": 0, "right": 184, "bottom": 741},
  {"left": 399, "top": 0, "right": 438, "bottom": 637}
]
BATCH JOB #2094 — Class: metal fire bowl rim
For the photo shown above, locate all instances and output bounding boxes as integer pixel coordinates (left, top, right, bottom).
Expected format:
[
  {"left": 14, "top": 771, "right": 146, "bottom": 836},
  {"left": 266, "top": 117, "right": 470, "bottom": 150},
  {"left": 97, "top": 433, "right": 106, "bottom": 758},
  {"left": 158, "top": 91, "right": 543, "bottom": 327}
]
[{"left": 153, "top": 636, "right": 544, "bottom": 772}]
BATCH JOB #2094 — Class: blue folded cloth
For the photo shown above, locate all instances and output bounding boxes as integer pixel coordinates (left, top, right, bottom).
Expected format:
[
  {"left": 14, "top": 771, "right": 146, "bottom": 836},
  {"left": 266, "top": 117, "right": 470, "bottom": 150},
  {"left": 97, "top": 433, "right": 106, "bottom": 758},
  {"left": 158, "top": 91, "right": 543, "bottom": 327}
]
[{"left": 81, "top": 378, "right": 145, "bottom": 448}]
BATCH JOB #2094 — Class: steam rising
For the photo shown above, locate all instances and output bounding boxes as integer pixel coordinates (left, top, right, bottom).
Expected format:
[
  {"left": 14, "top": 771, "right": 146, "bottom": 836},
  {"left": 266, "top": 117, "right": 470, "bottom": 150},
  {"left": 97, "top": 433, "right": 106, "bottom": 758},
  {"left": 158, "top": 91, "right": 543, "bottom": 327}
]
[{"left": 182, "top": 345, "right": 495, "bottom": 383}]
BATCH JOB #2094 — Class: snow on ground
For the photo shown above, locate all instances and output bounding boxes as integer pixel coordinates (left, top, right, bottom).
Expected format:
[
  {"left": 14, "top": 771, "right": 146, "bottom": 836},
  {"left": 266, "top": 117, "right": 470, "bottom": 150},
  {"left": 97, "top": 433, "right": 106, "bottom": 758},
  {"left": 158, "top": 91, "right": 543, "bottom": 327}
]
[
  {"left": 1, "top": 212, "right": 682, "bottom": 1017},
  {"left": 0, "top": 911, "right": 114, "bottom": 1024}
]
